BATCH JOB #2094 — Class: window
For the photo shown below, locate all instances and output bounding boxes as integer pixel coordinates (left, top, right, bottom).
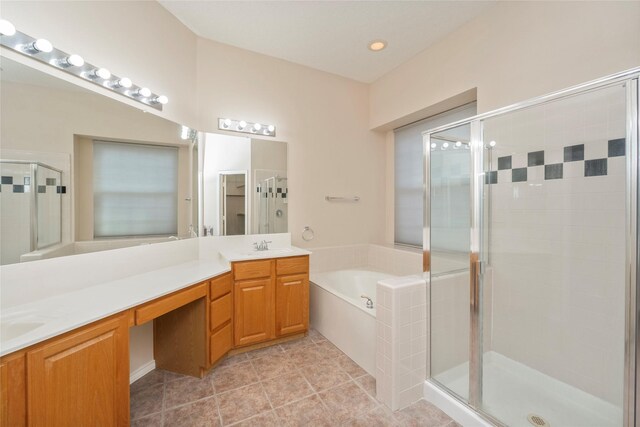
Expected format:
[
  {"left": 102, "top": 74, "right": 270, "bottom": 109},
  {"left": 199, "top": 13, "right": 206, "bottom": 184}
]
[
  {"left": 93, "top": 140, "right": 178, "bottom": 237},
  {"left": 394, "top": 103, "right": 476, "bottom": 247}
]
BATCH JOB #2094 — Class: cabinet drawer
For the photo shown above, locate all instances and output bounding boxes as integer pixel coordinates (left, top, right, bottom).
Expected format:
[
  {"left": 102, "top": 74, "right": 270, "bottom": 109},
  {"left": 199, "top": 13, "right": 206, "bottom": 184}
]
[
  {"left": 210, "top": 293, "right": 232, "bottom": 331},
  {"left": 276, "top": 256, "right": 309, "bottom": 276},
  {"left": 233, "top": 259, "right": 272, "bottom": 281},
  {"left": 210, "top": 273, "right": 231, "bottom": 300},
  {"left": 210, "top": 323, "right": 232, "bottom": 365},
  {"left": 135, "top": 283, "right": 206, "bottom": 325}
]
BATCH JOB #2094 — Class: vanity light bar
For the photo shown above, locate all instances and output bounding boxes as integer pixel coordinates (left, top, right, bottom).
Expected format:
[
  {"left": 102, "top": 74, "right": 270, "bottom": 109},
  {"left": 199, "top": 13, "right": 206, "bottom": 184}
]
[
  {"left": 218, "top": 118, "right": 276, "bottom": 137},
  {"left": 0, "top": 20, "right": 168, "bottom": 111}
]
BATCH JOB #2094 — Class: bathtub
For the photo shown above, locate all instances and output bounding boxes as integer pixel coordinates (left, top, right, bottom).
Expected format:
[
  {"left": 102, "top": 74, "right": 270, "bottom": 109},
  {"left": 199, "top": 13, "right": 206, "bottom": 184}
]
[{"left": 310, "top": 268, "right": 394, "bottom": 376}]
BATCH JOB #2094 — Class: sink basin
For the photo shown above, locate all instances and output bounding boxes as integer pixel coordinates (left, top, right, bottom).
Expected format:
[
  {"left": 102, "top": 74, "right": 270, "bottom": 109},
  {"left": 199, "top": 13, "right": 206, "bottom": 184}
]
[{"left": 1, "top": 321, "right": 45, "bottom": 341}]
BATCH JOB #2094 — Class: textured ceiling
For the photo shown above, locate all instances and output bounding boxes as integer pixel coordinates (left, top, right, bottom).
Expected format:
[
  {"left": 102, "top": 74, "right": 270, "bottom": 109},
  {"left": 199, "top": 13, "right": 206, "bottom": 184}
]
[{"left": 159, "top": 1, "right": 495, "bottom": 83}]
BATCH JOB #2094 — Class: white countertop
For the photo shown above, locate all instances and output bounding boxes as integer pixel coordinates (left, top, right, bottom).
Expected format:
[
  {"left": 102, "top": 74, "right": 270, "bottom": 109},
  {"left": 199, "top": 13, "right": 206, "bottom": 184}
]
[
  {"left": 0, "top": 258, "right": 230, "bottom": 357},
  {"left": 220, "top": 246, "right": 311, "bottom": 262},
  {"left": 0, "top": 241, "right": 312, "bottom": 357}
]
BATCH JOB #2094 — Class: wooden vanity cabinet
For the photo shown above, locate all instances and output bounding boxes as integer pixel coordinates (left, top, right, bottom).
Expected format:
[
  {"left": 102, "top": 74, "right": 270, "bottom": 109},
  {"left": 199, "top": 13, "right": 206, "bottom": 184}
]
[
  {"left": 26, "top": 313, "right": 129, "bottom": 426},
  {"left": 1, "top": 353, "right": 26, "bottom": 426},
  {"left": 232, "top": 256, "right": 309, "bottom": 348},
  {"left": 209, "top": 273, "right": 233, "bottom": 365}
]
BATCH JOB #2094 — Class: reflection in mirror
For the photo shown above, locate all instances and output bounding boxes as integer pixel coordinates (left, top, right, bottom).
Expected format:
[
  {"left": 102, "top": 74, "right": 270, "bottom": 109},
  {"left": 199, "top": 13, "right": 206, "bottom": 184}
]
[
  {"left": 0, "top": 57, "right": 195, "bottom": 265},
  {"left": 199, "top": 132, "right": 287, "bottom": 236}
]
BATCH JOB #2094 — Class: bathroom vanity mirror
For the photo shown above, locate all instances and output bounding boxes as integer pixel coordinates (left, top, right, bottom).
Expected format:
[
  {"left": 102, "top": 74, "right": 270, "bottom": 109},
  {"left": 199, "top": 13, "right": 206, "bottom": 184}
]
[
  {"left": 0, "top": 57, "right": 288, "bottom": 265},
  {"left": 198, "top": 132, "right": 288, "bottom": 236}
]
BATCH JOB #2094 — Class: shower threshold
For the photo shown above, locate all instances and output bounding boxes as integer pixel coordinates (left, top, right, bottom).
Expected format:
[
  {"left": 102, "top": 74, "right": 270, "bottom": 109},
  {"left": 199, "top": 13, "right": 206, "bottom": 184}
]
[{"left": 432, "top": 351, "right": 622, "bottom": 427}]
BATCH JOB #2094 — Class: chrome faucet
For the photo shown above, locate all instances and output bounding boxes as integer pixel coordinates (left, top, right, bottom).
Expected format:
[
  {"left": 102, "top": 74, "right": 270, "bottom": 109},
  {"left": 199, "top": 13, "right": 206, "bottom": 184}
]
[
  {"left": 361, "top": 295, "right": 374, "bottom": 309},
  {"left": 253, "top": 240, "right": 272, "bottom": 251}
]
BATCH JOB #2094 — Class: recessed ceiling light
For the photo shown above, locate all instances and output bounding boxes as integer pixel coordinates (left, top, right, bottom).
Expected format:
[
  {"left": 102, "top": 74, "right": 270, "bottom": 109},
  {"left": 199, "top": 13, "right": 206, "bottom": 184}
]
[{"left": 368, "top": 40, "right": 387, "bottom": 52}]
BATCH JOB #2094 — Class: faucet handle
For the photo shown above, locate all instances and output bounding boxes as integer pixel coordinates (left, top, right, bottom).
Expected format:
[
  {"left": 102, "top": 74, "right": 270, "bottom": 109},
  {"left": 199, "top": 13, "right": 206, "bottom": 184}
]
[{"left": 253, "top": 242, "right": 259, "bottom": 250}]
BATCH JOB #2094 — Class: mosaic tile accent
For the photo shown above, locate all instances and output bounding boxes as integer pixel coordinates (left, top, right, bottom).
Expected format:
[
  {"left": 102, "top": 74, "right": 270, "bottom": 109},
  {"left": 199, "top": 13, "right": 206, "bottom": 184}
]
[
  {"left": 498, "top": 156, "right": 512, "bottom": 170},
  {"left": 12, "top": 185, "right": 25, "bottom": 193},
  {"left": 38, "top": 185, "right": 46, "bottom": 193},
  {"left": 486, "top": 139, "right": 624, "bottom": 184},
  {"left": 564, "top": 144, "right": 585, "bottom": 162},
  {"left": 1, "top": 176, "right": 13, "bottom": 185},
  {"left": 485, "top": 171, "right": 498, "bottom": 184},
  {"left": 544, "top": 163, "right": 563, "bottom": 180},
  {"left": 585, "top": 158, "right": 607, "bottom": 177},
  {"left": 608, "top": 138, "right": 626, "bottom": 157},
  {"left": 46, "top": 178, "right": 57, "bottom": 186},
  {"left": 528, "top": 150, "right": 544, "bottom": 166},
  {"left": 56, "top": 186, "right": 67, "bottom": 194},
  {"left": 23, "top": 177, "right": 31, "bottom": 185},
  {"left": 512, "top": 168, "right": 527, "bottom": 182}
]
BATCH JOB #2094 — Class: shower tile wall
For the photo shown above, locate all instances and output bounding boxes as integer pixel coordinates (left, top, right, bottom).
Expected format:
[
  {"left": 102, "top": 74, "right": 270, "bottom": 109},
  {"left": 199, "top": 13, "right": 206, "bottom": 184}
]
[
  {"left": 484, "top": 84, "right": 627, "bottom": 405},
  {"left": 0, "top": 163, "right": 33, "bottom": 264}
]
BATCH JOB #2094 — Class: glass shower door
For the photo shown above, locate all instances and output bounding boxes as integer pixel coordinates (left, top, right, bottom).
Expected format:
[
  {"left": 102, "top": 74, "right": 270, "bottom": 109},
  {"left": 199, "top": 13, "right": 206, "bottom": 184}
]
[
  {"left": 428, "top": 123, "right": 472, "bottom": 402},
  {"left": 477, "top": 83, "right": 629, "bottom": 426}
]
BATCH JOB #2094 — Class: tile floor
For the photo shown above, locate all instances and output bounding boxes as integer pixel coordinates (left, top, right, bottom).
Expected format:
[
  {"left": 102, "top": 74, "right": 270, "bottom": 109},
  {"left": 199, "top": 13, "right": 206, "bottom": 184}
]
[{"left": 131, "top": 329, "right": 458, "bottom": 427}]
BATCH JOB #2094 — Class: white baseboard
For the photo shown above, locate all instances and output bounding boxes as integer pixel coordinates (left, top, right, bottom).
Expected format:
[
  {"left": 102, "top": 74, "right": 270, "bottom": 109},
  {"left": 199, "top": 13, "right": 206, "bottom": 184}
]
[
  {"left": 130, "top": 360, "right": 156, "bottom": 384},
  {"left": 423, "top": 380, "right": 491, "bottom": 427}
]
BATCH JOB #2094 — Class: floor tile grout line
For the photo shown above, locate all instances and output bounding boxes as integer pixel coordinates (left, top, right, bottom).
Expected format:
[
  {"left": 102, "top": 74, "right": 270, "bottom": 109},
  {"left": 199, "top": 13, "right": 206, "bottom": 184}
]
[{"left": 211, "top": 375, "right": 224, "bottom": 427}]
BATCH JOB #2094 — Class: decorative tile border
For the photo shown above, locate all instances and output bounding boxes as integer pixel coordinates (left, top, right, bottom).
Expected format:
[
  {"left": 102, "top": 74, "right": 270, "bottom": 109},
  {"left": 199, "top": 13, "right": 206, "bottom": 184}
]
[
  {"left": 1, "top": 175, "right": 66, "bottom": 194},
  {"left": 486, "top": 138, "right": 625, "bottom": 184}
]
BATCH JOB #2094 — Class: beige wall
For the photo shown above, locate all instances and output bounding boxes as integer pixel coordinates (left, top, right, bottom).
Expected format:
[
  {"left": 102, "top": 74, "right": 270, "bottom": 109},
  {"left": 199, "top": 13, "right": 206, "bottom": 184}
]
[
  {"left": 370, "top": 1, "right": 640, "bottom": 130},
  {"left": 196, "top": 38, "right": 387, "bottom": 248},
  {"left": 376, "top": 1, "right": 640, "bottom": 244}
]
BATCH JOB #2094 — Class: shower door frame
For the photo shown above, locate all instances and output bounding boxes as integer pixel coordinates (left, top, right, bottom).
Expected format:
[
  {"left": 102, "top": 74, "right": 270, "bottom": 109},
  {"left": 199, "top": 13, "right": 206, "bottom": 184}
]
[{"left": 423, "top": 67, "right": 640, "bottom": 427}]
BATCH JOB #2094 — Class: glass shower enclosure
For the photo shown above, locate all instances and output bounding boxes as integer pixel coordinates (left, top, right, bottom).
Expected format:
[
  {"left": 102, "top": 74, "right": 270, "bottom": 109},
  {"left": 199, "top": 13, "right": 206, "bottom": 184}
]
[
  {"left": 424, "top": 68, "right": 639, "bottom": 426},
  {"left": 0, "top": 160, "right": 62, "bottom": 264}
]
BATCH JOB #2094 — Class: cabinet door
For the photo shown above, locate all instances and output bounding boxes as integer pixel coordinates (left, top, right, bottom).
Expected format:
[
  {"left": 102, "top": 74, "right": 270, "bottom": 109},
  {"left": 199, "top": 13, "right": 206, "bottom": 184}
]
[
  {"left": 26, "top": 315, "right": 129, "bottom": 426},
  {"left": 276, "top": 274, "right": 309, "bottom": 337},
  {"left": 234, "top": 278, "right": 275, "bottom": 346},
  {"left": 0, "top": 353, "right": 26, "bottom": 427}
]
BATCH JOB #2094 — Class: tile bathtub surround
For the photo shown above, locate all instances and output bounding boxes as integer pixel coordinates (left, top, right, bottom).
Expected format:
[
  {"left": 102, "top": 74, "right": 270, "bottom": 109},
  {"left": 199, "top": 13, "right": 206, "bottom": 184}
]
[
  {"left": 376, "top": 276, "right": 427, "bottom": 411},
  {"left": 130, "top": 330, "right": 456, "bottom": 427},
  {"left": 309, "top": 244, "right": 422, "bottom": 276}
]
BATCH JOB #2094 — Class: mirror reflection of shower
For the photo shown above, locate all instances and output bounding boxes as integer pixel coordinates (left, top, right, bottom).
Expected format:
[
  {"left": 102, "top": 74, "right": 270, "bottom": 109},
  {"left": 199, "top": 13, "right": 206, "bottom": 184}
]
[
  {"left": 256, "top": 171, "right": 288, "bottom": 234},
  {"left": 0, "top": 160, "right": 63, "bottom": 265}
]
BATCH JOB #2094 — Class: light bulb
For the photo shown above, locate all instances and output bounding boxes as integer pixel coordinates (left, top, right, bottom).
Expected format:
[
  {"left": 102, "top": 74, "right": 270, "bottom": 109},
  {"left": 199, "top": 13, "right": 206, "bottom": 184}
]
[
  {"left": 61, "top": 54, "right": 84, "bottom": 67},
  {"left": 430, "top": 143, "right": 437, "bottom": 149},
  {"left": 180, "top": 125, "right": 190, "bottom": 140},
  {"left": 253, "top": 123, "right": 262, "bottom": 131},
  {"left": 114, "top": 77, "right": 132, "bottom": 89},
  {"left": 442, "top": 142, "right": 449, "bottom": 149},
  {"left": 222, "top": 119, "right": 231, "bottom": 128},
  {"left": 238, "top": 120, "right": 247, "bottom": 130},
  {"left": 137, "top": 87, "right": 151, "bottom": 97},
  {"left": 91, "top": 67, "right": 111, "bottom": 80},
  {"left": 154, "top": 95, "right": 168, "bottom": 105},
  {"left": 455, "top": 141, "right": 462, "bottom": 147},
  {"left": 489, "top": 140, "right": 497, "bottom": 147},
  {"left": 0, "top": 19, "right": 16, "bottom": 36},
  {"left": 267, "top": 125, "right": 275, "bottom": 132},
  {"left": 31, "top": 38, "right": 53, "bottom": 53}
]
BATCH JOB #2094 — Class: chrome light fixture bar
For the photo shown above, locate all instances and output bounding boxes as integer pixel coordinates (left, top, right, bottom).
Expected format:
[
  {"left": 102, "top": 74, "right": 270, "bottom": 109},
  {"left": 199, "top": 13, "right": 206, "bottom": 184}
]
[
  {"left": 218, "top": 118, "right": 276, "bottom": 137},
  {"left": 0, "top": 20, "right": 168, "bottom": 111}
]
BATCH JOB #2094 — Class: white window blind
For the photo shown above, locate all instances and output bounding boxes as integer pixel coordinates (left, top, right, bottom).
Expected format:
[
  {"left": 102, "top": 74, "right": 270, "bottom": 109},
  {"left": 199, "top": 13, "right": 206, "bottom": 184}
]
[
  {"left": 93, "top": 141, "right": 178, "bottom": 237},
  {"left": 394, "top": 103, "right": 476, "bottom": 247}
]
